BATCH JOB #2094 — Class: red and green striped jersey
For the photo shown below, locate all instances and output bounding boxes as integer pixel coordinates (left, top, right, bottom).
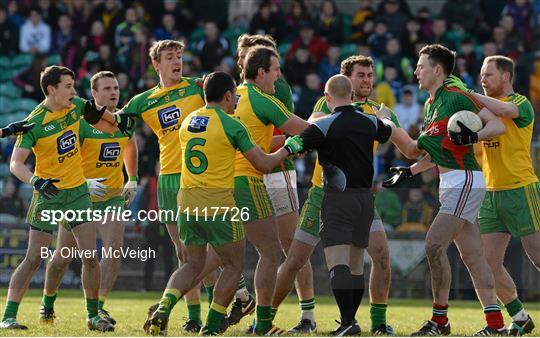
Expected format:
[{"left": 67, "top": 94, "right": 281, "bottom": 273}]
[
  {"left": 417, "top": 86, "right": 483, "bottom": 170},
  {"left": 270, "top": 77, "right": 295, "bottom": 173}
]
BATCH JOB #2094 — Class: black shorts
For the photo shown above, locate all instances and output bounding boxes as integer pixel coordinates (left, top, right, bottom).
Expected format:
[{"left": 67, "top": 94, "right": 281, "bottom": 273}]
[{"left": 319, "top": 188, "right": 374, "bottom": 248}]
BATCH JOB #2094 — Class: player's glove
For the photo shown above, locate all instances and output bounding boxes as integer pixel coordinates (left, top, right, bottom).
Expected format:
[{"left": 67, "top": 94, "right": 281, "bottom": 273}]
[
  {"left": 443, "top": 75, "right": 474, "bottom": 93},
  {"left": 114, "top": 113, "right": 136, "bottom": 136},
  {"left": 31, "top": 176, "right": 60, "bottom": 199},
  {"left": 83, "top": 100, "right": 107, "bottom": 125},
  {"left": 86, "top": 178, "right": 107, "bottom": 198},
  {"left": 382, "top": 167, "right": 414, "bottom": 188},
  {"left": 283, "top": 135, "right": 303, "bottom": 155},
  {"left": 449, "top": 121, "right": 478, "bottom": 145},
  {"left": 122, "top": 176, "right": 138, "bottom": 208},
  {"left": 1, "top": 120, "right": 35, "bottom": 137}
]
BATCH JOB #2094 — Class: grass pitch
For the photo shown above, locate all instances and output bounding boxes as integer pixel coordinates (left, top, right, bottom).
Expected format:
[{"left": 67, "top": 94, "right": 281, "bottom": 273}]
[{"left": 0, "top": 289, "right": 538, "bottom": 336}]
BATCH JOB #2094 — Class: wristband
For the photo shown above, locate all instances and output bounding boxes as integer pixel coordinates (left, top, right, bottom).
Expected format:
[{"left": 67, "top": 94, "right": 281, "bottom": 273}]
[{"left": 128, "top": 176, "right": 139, "bottom": 182}]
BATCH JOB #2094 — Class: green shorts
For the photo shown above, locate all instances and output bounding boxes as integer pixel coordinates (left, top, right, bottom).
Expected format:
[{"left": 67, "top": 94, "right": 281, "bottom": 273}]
[
  {"left": 158, "top": 173, "right": 181, "bottom": 223},
  {"left": 479, "top": 182, "right": 540, "bottom": 237},
  {"left": 27, "top": 183, "right": 93, "bottom": 233},
  {"left": 297, "top": 185, "right": 323, "bottom": 240},
  {"left": 234, "top": 176, "right": 274, "bottom": 223},
  {"left": 178, "top": 212, "right": 245, "bottom": 247},
  {"left": 92, "top": 196, "right": 124, "bottom": 211}
]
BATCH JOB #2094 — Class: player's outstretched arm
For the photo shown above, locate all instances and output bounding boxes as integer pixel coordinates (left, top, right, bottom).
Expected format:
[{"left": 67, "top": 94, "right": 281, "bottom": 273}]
[
  {"left": 0, "top": 120, "right": 35, "bottom": 138},
  {"left": 473, "top": 93, "right": 519, "bottom": 119},
  {"left": 243, "top": 136, "right": 303, "bottom": 173},
  {"left": 373, "top": 103, "right": 423, "bottom": 159},
  {"left": 390, "top": 127, "right": 423, "bottom": 159},
  {"left": 271, "top": 135, "right": 286, "bottom": 151},
  {"left": 279, "top": 114, "right": 311, "bottom": 135},
  {"left": 477, "top": 107, "right": 506, "bottom": 141}
]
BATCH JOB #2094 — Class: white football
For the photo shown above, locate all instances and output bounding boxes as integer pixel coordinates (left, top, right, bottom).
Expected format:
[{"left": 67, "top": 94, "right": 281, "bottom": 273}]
[{"left": 448, "top": 110, "right": 483, "bottom": 133}]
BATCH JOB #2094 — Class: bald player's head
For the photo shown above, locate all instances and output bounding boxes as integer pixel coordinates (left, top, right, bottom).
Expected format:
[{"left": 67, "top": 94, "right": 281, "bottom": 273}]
[{"left": 324, "top": 74, "right": 353, "bottom": 111}]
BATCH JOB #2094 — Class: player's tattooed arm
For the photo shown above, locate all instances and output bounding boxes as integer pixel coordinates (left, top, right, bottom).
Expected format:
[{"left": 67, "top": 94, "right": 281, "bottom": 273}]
[
  {"left": 472, "top": 93, "right": 519, "bottom": 119},
  {"left": 476, "top": 107, "right": 506, "bottom": 141}
]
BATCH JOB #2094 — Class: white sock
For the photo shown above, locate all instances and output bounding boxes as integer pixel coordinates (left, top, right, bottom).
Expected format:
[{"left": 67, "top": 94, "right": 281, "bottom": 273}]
[
  {"left": 512, "top": 309, "right": 528, "bottom": 322},
  {"left": 235, "top": 287, "right": 250, "bottom": 302},
  {"left": 301, "top": 309, "right": 315, "bottom": 323}
]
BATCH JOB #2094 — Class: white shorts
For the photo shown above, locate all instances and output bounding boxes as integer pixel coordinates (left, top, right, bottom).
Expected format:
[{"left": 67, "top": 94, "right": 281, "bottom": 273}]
[
  {"left": 439, "top": 169, "right": 486, "bottom": 224},
  {"left": 263, "top": 170, "right": 299, "bottom": 216}
]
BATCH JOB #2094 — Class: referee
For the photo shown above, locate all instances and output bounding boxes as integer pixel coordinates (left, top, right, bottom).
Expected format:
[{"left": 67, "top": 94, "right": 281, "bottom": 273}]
[{"left": 297, "top": 74, "right": 393, "bottom": 336}]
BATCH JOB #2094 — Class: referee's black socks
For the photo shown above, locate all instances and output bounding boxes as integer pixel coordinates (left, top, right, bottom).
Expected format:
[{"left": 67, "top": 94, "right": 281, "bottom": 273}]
[
  {"left": 351, "top": 274, "right": 365, "bottom": 317},
  {"left": 330, "top": 265, "right": 355, "bottom": 326}
]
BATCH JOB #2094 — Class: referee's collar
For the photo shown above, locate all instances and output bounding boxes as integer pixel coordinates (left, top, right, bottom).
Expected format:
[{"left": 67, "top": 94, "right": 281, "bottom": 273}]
[{"left": 333, "top": 105, "right": 356, "bottom": 114}]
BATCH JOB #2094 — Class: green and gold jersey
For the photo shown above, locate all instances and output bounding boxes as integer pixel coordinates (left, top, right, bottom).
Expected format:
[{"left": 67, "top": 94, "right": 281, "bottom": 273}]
[
  {"left": 122, "top": 77, "right": 205, "bottom": 175},
  {"left": 417, "top": 86, "right": 483, "bottom": 170},
  {"left": 310, "top": 96, "right": 401, "bottom": 187},
  {"left": 234, "top": 83, "right": 292, "bottom": 178},
  {"left": 16, "top": 97, "right": 87, "bottom": 189},
  {"left": 79, "top": 120, "right": 131, "bottom": 201},
  {"left": 179, "top": 106, "right": 255, "bottom": 212},
  {"left": 271, "top": 77, "right": 295, "bottom": 173},
  {"left": 481, "top": 93, "right": 538, "bottom": 190}
]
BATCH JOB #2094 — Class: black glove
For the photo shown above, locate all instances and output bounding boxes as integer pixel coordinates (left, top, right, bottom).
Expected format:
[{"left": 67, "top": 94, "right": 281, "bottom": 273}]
[
  {"left": 114, "top": 113, "right": 136, "bottom": 136},
  {"left": 31, "top": 176, "right": 60, "bottom": 199},
  {"left": 382, "top": 166, "right": 413, "bottom": 188},
  {"left": 449, "top": 121, "right": 478, "bottom": 145},
  {"left": 83, "top": 100, "right": 107, "bottom": 125},
  {"left": 1, "top": 120, "right": 35, "bottom": 137}
]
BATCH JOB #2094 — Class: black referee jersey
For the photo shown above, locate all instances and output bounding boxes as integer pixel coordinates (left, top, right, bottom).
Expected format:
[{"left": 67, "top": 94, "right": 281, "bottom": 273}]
[{"left": 300, "top": 104, "right": 392, "bottom": 191}]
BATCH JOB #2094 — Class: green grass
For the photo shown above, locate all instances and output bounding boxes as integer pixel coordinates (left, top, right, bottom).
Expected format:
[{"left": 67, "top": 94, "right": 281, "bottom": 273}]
[{"left": 0, "top": 289, "right": 538, "bottom": 336}]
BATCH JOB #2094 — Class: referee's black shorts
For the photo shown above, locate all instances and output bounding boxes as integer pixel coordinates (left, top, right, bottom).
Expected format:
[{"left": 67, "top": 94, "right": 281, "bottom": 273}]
[{"left": 319, "top": 188, "right": 374, "bottom": 248}]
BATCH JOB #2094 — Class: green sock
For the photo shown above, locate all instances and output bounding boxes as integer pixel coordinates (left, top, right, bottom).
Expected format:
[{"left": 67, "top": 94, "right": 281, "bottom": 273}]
[
  {"left": 505, "top": 298, "right": 524, "bottom": 317},
  {"left": 187, "top": 301, "right": 202, "bottom": 324},
  {"left": 237, "top": 275, "right": 246, "bottom": 290},
  {"left": 41, "top": 293, "right": 57, "bottom": 309},
  {"left": 205, "top": 285, "right": 214, "bottom": 307},
  {"left": 255, "top": 306, "right": 272, "bottom": 332},
  {"left": 206, "top": 302, "right": 227, "bottom": 332},
  {"left": 271, "top": 307, "right": 277, "bottom": 321},
  {"left": 2, "top": 301, "right": 19, "bottom": 321},
  {"left": 158, "top": 288, "right": 182, "bottom": 315},
  {"left": 97, "top": 296, "right": 106, "bottom": 310},
  {"left": 86, "top": 298, "right": 98, "bottom": 319},
  {"left": 370, "top": 303, "right": 388, "bottom": 329}
]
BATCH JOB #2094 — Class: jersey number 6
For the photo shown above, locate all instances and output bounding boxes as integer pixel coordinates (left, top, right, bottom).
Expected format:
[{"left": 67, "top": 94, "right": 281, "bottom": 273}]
[{"left": 185, "top": 138, "right": 208, "bottom": 174}]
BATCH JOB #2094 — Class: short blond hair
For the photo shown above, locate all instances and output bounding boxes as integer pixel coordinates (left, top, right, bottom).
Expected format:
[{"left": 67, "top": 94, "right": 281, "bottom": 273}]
[{"left": 148, "top": 40, "right": 184, "bottom": 62}]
